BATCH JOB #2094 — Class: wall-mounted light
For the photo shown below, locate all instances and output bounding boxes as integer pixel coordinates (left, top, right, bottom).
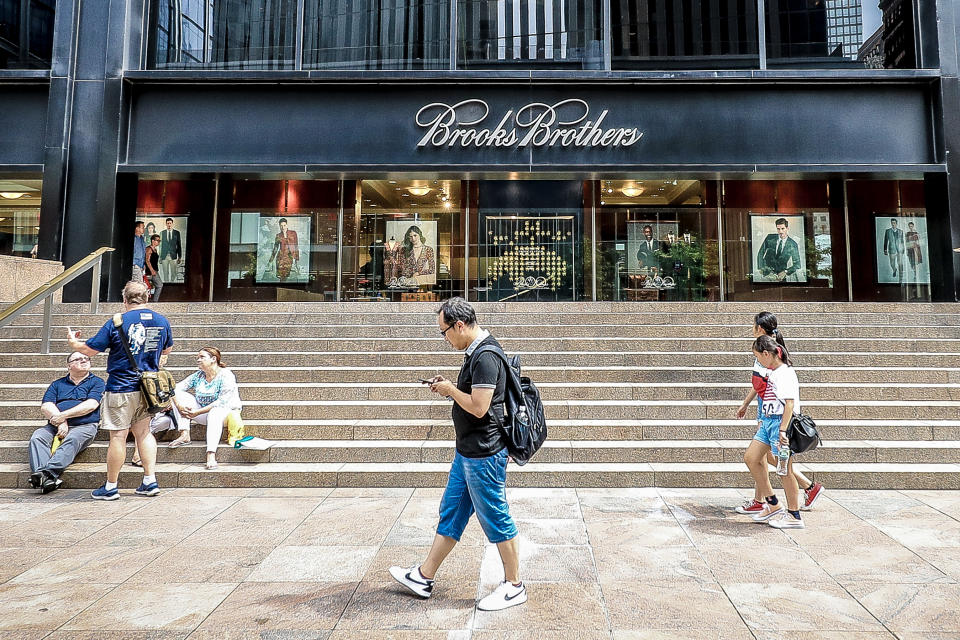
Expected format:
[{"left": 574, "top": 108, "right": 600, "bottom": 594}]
[
  {"left": 621, "top": 186, "right": 643, "bottom": 197},
  {"left": 0, "top": 192, "right": 27, "bottom": 199},
  {"left": 407, "top": 186, "right": 431, "bottom": 196}
]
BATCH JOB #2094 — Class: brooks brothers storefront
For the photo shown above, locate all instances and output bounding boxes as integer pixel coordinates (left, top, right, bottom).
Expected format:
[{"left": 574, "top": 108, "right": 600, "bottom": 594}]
[{"left": 102, "top": 79, "right": 945, "bottom": 305}]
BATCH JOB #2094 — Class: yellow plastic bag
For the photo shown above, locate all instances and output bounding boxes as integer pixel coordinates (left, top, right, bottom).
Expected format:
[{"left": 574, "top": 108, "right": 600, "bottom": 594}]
[
  {"left": 225, "top": 410, "right": 245, "bottom": 446},
  {"left": 51, "top": 435, "right": 62, "bottom": 454}
]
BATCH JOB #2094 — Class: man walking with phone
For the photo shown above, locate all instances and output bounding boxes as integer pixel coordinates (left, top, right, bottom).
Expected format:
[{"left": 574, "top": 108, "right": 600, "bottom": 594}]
[
  {"left": 66, "top": 280, "right": 173, "bottom": 500},
  {"left": 389, "top": 297, "right": 525, "bottom": 611}
]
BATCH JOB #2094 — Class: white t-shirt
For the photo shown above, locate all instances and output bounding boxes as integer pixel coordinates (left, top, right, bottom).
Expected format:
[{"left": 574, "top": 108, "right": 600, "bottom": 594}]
[{"left": 760, "top": 364, "right": 800, "bottom": 417}]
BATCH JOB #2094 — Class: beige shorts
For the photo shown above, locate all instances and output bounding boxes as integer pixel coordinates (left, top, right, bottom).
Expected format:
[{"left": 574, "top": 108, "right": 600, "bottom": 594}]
[{"left": 101, "top": 391, "right": 150, "bottom": 431}]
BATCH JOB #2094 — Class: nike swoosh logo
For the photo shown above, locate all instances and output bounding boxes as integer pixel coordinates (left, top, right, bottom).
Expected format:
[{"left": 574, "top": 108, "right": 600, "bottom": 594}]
[
  {"left": 505, "top": 588, "right": 525, "bottom": 601},
  {"left": 405, "top": 571, "right": 430, "bottom": 586}
]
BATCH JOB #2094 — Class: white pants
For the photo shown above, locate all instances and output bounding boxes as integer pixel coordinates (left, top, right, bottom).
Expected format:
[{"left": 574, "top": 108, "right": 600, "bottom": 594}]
[{"left": 174, "top": 391, "right": 231, "bottom": 453}]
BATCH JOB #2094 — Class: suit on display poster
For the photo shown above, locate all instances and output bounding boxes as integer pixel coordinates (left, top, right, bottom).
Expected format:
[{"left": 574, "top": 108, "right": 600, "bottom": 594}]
[
  {"left": 256, "top": 215, "right": 311, "bottom": 283},
  {"left": 626, "top": 220, "right": 677, "bottom": 274},
  {"left": 140, "top": 215, "right": 187, "bottom": 283},
  {"left": 384, "top": 220, "right": 438, "bottom": 285},
  {"left": 751, "top": 215, "right": 807, "bottom": 283},
  {"left": 875, "top": 215, "right": 929, "bottom": 284}
]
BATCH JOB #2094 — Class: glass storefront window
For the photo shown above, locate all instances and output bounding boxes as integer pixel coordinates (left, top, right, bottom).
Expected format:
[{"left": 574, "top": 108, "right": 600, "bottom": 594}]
[
  {"left": 594, "top": 180, "right": 720, "bottom": 301},
  {"left": 458, "top": 0, "right": 603, "bottom": 69},
  {"left": 0, "top": 0, "right": 54, "bottom": 69},
  {"left": 0, "top": 179, "right": 41, "bottom": 256},
  {"left": 611, "top": 0, "right": 760, "bottom": 70},
  {"left": 341, "top": 180, "right": 463, "bottom": 301},
  {"left": 150, "top": 0, "right": 296, "bottom": 69},
  {"left": 304, "top": 0, "right": 450, "bottom": 69},
  {"left": 226, "top": 180, "right": 340, "bottom": 300}
]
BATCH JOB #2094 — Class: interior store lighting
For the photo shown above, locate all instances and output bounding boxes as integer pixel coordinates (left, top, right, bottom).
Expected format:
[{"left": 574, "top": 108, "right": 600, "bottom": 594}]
[
  {"left": 0, "top": 192, "right": 27, "bottom": 199},
  {"left": 407, "top": 186, "right": 431, "bottom": 196},
  {"left": 621, "top": 186, "right": 643, "bottom": 197}
]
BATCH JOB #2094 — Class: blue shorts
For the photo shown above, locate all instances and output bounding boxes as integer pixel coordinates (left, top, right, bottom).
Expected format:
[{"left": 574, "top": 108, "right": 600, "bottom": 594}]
[
  {"left": 754, "top": 415, "right": 783, "bottom": 455},
  {"left": 437, "top": 448, "right": 518, "bottom": 544}
]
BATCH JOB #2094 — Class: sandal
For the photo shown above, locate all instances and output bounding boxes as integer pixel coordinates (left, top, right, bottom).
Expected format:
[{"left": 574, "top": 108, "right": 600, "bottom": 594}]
[
  {"left": 130, "top": 458, "right": 143, "bottom": 467},
  {"left": 168, "top": 436, "right": 191, "bottom": 448},
  {"left": 205, "top": 460, "right": 218, "bottom": 470}
]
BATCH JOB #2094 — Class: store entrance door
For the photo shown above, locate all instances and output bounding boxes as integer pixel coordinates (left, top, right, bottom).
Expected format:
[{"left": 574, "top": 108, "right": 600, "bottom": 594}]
[{"left": 475, "top": 181, "right": 584, "bottom": 302}]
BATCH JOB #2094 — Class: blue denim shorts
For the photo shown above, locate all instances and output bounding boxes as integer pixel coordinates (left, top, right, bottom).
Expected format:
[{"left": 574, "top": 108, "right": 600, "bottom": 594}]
[
  {"left": 437, "top": 448, "right": 518, "bottom": 544},
  {"left": 754, "top": 415, "right": 783, "bottom": 455}
]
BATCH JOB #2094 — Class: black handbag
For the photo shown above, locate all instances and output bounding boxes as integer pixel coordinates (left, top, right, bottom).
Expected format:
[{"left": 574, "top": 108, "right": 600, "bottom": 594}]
[{"left": 787, "top": 412, "right": 821, "bottom": 454}]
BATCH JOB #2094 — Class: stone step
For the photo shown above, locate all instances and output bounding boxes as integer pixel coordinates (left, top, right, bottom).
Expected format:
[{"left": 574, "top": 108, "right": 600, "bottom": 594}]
[
  {"left": 4, "top": 380, "right": 959, "bottom": 402},
  {"left": 3, "top": 351, "right": 957, "bottom": 368},
  {"left": 5, "top": 335, "right": 957, "bottom": 354},
  {"left": 1, "top": 461, "right": 958, "bottom": 490},
  {"left": 1, "top": 366, "right": 955, "bottom": 385},
  {"left": 3, "top": 398, "right": 959, "bottom": 421},
  {"left": 3, "top": 419, "right": 958, "bottom": 442},
  {"left": 4, "top": 439, "right": 958, "bottom": 465}
]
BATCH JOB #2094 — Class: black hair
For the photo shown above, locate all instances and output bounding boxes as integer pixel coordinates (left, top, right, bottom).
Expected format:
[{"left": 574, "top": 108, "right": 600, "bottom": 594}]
[
  {"left": 436, "top": 296, "right": 477, "bottom": 328},
  {"left": 753, "top": 334, "right": 793, "bottom": 367},
  {"left": 754, "top": 311, "right": 786, "bottom": 349},
  {"left": 775, "top": 217, "right": 788, "bottom": 228},
  {"left": 402, "top": 225, "right": 426, "bottom": 255},
  {"left": 165, "top": 217, "right": 174, "bottom": 223},
  {"left": 150, "top": 234, "right": 161, "bottom": 242},
  {"left": 278, "top": 218, "right": 288, "bottom": 225}
]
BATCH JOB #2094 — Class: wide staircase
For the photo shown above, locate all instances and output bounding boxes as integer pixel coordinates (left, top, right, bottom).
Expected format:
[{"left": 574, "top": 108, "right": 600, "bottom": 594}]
[{"left": 1, "top": 302, "right": 959, "bottom": 489}]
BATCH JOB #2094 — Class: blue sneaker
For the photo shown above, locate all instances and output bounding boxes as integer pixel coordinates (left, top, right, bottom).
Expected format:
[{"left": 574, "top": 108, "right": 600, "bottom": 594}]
[
  {"left": 135, "top": 481, "right": 160, "bottom": 497},
  {"left": 92, "top": 484, "right": 119, "bottom": 501}
]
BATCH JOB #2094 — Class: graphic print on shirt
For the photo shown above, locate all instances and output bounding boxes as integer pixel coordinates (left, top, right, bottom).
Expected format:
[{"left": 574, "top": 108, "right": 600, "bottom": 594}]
[{"left": 127, "top": 323, "right": 147, "bottom": 355}]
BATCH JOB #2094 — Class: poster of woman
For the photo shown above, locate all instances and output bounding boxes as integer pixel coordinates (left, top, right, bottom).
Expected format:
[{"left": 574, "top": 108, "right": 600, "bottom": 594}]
[
  {"left": 256, "top": 215, "right": 311, "bottom": 283},
  {"left": 385, "top": 220, "right": 438, "bottom": 285},
  {"left": 874, "top": 215, "right": 929, "bottom": 284}
]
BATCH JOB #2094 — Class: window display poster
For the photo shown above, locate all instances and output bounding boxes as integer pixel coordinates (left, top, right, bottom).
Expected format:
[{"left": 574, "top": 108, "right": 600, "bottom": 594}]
[
  {"left": 140, "top": 215, "right": 188, "bottom": 284},
  {"left": 626, "top": 220, "right": 678, "bottom": 274},
  {"left": 751, "top": 214, "right": 807, "bottom": 283},
  {"left": 384, "top": 220, "right": 438, "bottom": 285},
  {"left": 256, "top": 214, "right": 311, "bottom": 283},
  {"left": 875, "top": 215, "right": 929, "bottom": 284}
]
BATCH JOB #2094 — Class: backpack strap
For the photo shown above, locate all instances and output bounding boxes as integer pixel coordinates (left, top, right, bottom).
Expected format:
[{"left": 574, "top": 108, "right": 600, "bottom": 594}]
[{"left": 112, "top": 313, "right": 141, "bottom": 374}]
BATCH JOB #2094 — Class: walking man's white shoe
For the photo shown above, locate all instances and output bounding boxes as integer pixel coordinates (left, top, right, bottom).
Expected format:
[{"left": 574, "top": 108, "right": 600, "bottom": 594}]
[
  {"left": 477, "top": 580, "right": 527, "bottom": 611},
  {"left": 388, "top": 565, "right": 434, "bottom": 599}
]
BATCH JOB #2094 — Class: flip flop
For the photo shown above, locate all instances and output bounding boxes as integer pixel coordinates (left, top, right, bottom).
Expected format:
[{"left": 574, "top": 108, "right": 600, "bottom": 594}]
[
  {"left": 168, "top": 439, "right": 191, "bottom": 448},
  {"left": 130, "top": 458, "right": 143, "bottom": 467}
]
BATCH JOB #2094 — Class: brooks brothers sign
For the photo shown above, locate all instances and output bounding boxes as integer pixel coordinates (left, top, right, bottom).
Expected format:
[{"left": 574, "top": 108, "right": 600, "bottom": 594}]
[{"left": 415, "top": 99, "right": 643, "bottom": 149}]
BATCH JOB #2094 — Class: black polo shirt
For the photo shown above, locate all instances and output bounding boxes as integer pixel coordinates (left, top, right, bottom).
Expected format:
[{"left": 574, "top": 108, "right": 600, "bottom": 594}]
[
  {"left": 41, "top": 374, "right": 105, "bottom": 426},
  {"left": 453, "top": 333, "right": 507, "bottom": 458}
]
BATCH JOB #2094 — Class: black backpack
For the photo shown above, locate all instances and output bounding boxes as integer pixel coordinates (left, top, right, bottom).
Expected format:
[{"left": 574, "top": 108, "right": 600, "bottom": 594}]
[{"left": 473, "top": 344, "right": 547, "bottom": 465}]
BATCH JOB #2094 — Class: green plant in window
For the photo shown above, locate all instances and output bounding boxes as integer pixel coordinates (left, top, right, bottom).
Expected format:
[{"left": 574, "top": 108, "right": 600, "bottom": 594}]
[{"left": 804, "top": 236, "right": 833, "bottom": 282}]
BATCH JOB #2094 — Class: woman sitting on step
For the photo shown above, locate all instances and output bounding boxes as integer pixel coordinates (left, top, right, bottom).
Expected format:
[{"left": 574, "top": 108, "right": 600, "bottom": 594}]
[{"left": 166, "top": 346, "right": 242, "bottom": 470}]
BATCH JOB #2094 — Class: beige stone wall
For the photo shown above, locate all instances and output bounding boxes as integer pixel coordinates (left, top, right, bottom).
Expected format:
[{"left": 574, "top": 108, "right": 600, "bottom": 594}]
[{"left": 0, "top": 255, "right": 64, "bottom": 305}]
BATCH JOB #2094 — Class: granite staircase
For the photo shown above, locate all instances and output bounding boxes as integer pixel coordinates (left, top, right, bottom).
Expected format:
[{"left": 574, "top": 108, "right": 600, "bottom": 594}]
[{"left": 1, "top": 302, "right": 959, "bottom": 489}]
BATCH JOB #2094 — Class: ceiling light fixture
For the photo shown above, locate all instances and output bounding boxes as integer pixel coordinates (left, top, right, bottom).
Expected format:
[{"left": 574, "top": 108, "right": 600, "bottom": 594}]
[
  {"left": 0, "top": 192, "right": 26, "bottom": 199},
  {"left": 621, "top": 186, "right": 643, "bottom": 197},
  {"left": 407, "top": 186, "right": 431, "bottom": 196}
]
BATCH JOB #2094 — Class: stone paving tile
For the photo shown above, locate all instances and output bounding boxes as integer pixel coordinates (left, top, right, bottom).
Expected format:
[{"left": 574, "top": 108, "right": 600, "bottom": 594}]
[
  {"left": 594, "top": 543, "right": 714, "bottom": 583},
  {"left": 865, "top": 506, "right": 960, "bottom": 550},
  {"left": 748, "top": 634, "right": 896, "bottom": 640},
  {"left": 0, "top": 516, "right": 113, "bottom": 547},
  {"left": 47, "top": 633, "right": 190, "bottom": 640},
  {"left": 0, "top": 546, "right": 58, "bottom": 583},
  {"left": 337, "top": 580, "right": 477, "bottom": 630},
  {"left": 611, "top": 631, "right": 755, "bottom": 640},
  {"left": 701, "top": 543, "right": 841, "bottom": 585},
  {"left": 848, "top": 583, "right": 960, "bottom": 634},
  {"left": 383, "top": 497, "right": 485, "bottom": 547},
  {"left": 327, "top": 632, "right": 459, "bottom": 640},
  {"left": 513, "top": 518, "right": 588, "bottom": 545},
  {"left": 723, "top": 582, "right": 885, "bottom": 632},
  {"left": 602, "top": 580, "right": 743, "bottom": 630},
  {"left": 0, "top": 582, "right": 114, "bottom": 631},
  {"left": 283, "top": 497, "right": 406, "bottom": 546},
  {"left": 122, "top": 495, "right": 241, "bottom": 520},
  {"left": 189, "top": 632, "right": 330, "bottom": 640},
  {"left": 128, "top": 545, "right": 274, "bottom": 583},
  {"left": 61, "top": 582, "right": 238, "bottom": 632},
  {"left": 505, "top": 488, "right": 582, "bottom": 519},
  {"left": 194, "top": 581, "right": 356, "bottom": 632},
  {"left": 804, "top": 543, "right": 951, "bottom": 585},
  {"left": 479, "top": 542, "right": 596, "bottom": 587},
  {"left": 474, "top": 630, "right": 610, "bottom": 639},
  {"left": 10, "top": 545, "right": 166, "bottom": 585},
  {"left": 363, "top": 545, "right": 482, "bottom": 583},
  {"left": 827, "top": 489, "right": 925, "bottom": 519},
  {"left": 474, "top": 582, "right": 607, "bottom": 631},
  {"left": 247, "top": 546, "right": 379, "bottom": 582}
]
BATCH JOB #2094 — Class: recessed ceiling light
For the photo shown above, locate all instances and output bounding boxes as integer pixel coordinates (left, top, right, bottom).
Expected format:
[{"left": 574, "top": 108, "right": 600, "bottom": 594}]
[
  {"left": 0, "top": 192, "right": 26, "bottom": 199},
  {"left": 407, "top": 186, "right": 431, "bottom": 196}
]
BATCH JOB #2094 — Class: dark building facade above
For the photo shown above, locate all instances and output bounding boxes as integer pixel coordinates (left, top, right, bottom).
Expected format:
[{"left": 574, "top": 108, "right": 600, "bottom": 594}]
[{"left": 1, "top": 0, "right": 958, "bottom": 305}]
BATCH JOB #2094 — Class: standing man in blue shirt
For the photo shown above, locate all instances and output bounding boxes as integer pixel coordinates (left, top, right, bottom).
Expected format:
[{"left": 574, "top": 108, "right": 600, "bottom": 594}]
[
  {"left": 66, "top": 280, "right": 173, "bottom": 500},
  {"left": 132, "top": 220, "right": 147, "bottom": 284},
  {"left": 28, "top": 352, "right": 105, "bottom": 494}
]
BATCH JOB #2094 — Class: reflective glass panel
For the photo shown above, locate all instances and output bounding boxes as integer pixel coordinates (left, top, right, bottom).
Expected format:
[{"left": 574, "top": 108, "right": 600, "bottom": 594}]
[
  {"left": 458, "top": 0, "right": 603, "bottom": 69},
  {"left": 0, "top": 178, "right": 41, "bottom": 257},
  {"left": 303, "top": 0, "right": 450, "bottom": 70},
  {"left": 0, "top": 0, "right": 55, "bottom": 69}
]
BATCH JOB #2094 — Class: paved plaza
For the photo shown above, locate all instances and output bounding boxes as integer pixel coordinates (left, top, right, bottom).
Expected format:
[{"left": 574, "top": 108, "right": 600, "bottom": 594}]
[{"left": 0, "top": 486, "right": 959, "bottom": 639}]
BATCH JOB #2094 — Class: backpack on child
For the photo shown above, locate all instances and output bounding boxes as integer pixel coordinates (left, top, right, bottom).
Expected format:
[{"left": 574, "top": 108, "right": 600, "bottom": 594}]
[{"left": 473, "top": 344, "right": 547, "bottom": 465}]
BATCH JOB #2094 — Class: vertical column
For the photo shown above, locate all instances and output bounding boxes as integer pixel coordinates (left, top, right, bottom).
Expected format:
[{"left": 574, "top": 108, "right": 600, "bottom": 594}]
[
  {"left": 933, "top": 0, "right": 960, "bottom": 300},
  {"left": 38, "top": 0, "right": 147, "bottom": 302}
]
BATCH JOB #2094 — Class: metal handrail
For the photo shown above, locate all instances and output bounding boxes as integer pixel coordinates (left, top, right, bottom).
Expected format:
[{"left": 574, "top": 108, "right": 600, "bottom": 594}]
[{"left": 0, "top": 247, "right": 115, "bottom": 354}]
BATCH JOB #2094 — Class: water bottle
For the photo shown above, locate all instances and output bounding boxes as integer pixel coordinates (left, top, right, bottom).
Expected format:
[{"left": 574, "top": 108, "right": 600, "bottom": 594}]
[{"left": 776, "top": 445, "right": 791, "bottom": 476}]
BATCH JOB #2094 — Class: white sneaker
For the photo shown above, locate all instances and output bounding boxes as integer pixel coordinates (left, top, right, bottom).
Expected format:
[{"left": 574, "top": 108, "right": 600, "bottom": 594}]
[
  {"left": 751, "top": 504, "right": 785, "bottom": 522},
  {"left": 477, "top": 580, "right": 527, "bottom": 611},
  {"left": 388, "top": 565, "right": 434, "bottom": 599},
  {"left": 769, "top": 511, "right": 805, "bottom": 529}
]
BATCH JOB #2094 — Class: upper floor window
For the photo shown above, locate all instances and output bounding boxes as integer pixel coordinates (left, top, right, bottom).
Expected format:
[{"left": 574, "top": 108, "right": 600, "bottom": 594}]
[{"left": 0, "top": 0, "right": 55, "bottom": 69}]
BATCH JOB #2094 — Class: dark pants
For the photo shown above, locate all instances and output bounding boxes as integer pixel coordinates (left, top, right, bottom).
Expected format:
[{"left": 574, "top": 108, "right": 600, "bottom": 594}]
[{"left": 29, "top": 424, "right": 98, "bottom": 478}]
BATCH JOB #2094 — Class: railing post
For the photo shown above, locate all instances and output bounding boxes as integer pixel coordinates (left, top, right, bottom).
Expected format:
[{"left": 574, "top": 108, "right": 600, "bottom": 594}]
[
  {"left": 41, "top": 296, "right": 53, "bottom": 355},
  {"left": 90, "top": 256, "right": 102, "bottom": 314}
]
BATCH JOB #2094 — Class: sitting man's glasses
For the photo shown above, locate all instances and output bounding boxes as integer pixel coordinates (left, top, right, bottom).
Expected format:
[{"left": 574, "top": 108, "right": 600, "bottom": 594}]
[{"left": 68, "top": 356, "right": 90, "bottom": 364}]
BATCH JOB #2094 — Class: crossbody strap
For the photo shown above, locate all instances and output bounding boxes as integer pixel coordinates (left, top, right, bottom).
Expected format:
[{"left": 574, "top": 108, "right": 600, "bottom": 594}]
[{"left": 112, "top": 313, "right": 141, "bottom": 374}]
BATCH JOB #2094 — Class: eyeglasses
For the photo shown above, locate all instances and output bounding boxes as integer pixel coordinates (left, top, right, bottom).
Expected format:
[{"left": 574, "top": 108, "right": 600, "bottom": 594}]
[
  {"left": 68, "top": 356, "right": 90, "bottom": 364},
  {"left": 440, "top": 323, "right": 457, "bottom": 337}
]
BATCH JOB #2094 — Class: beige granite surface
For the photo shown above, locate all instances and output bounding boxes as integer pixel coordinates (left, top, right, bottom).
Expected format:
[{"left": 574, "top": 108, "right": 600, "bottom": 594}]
[{"left": 0, "top": 487, "right": 957, "bottom": 637}]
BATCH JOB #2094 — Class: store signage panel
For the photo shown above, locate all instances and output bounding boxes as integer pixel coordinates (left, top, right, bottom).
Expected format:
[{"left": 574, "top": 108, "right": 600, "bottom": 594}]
[{"left": 415, "top": 99, "right": 642, "bottom": 149}]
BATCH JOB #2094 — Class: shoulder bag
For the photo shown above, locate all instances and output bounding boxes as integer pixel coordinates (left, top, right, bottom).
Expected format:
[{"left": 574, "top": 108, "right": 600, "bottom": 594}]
[
  {"left": 113, "top": 313, "right": 176, "bottom": 414},
  {"left": 787, "top": 411, "right": 821, "bottom": 454}
]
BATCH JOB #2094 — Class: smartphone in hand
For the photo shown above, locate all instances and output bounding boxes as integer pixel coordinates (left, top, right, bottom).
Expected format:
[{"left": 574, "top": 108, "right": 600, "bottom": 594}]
[{"left": 417, "top": 379, "right": 433, "bottom": 385}]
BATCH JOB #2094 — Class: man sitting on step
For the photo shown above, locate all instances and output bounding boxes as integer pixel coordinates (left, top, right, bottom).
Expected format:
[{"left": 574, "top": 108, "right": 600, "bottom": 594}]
[{"left": 29, "top": 352, "right": 105, "bottom": 494}]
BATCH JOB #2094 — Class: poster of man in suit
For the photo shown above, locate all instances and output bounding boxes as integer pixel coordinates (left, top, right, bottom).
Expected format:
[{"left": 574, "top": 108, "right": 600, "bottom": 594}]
[
  {"left": 256, "top": 215, "right": 311, "bottom": 284},
  {"left": 875, "top": 216, "right": 929, "bottom": 284},
  {"left": 751, "top": 215, "right": 806, "bottom": 283},
  {"left": 626, "top": 220, "right": 677, "bottom": 274},
  {"left": 140, "top": 215, "right": 187, "bottom": 284}
]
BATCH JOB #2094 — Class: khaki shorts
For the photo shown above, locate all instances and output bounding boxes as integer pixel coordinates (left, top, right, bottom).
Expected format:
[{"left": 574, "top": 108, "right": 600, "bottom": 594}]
[{"left": 101, "top": 391, "right": 150, "bottom": 431}]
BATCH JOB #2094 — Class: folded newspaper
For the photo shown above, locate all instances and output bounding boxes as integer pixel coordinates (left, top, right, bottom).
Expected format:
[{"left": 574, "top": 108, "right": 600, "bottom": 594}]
[{"left": 233, "top": 436, "right": 275, "bottom": 450}]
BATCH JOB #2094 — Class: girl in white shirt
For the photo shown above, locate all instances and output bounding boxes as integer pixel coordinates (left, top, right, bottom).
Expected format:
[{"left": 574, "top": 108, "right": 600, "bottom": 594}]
[{"left": 745, "top": 334, "right": 806, "bottom": 529}]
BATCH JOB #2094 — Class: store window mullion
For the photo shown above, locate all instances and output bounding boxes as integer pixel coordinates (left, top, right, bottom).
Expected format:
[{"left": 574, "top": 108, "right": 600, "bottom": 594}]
[
  {"left": 756, "top": 0, "right": 767, "bottom": 70},
  {"left": 602, "top": 0, "right": 612, "bottom": 71},
  {"left": 295, "top": 0, "right": 305, "bottom": 70}
]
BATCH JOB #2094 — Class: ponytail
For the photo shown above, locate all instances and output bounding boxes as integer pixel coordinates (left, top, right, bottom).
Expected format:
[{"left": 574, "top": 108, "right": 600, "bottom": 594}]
[
  {"left": 754, "top": 311, "right": 786, "bottom": 349},
  {"left": 753, "top": 334, "right": 793, "bottom": 367}
]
